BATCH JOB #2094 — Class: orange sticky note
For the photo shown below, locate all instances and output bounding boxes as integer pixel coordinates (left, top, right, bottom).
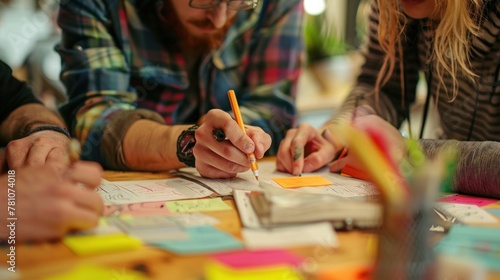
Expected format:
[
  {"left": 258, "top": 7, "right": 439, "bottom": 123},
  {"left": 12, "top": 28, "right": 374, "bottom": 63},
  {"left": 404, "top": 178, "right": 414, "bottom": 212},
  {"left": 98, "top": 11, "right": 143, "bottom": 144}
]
[
  {"left": 316, "top": 263, "right": 374, "bottom": 280},
  {"left": 273, "top": 176, "right": 332, "bottom": 188}
]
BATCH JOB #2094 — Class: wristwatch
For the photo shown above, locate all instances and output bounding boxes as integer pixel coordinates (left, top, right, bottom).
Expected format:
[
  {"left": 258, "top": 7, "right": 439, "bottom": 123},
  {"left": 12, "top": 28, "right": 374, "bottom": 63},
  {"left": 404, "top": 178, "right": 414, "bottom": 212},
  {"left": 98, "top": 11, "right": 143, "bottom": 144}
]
[{"left": 176, "top": 125, "right": 199, "bottom": 167}]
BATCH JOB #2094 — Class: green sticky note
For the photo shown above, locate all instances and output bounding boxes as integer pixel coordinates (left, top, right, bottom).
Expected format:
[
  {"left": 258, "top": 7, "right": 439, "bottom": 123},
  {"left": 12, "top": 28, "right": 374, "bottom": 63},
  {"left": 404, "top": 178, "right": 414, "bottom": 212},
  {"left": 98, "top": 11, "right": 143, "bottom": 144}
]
[
  {"left": 63, "top": 233, "right": 142, "bottom": 256},
  {"left": 166, "top": 198, "right": 232, "bottom": 213},
  {"left": 44, "top": 264, "right": 147, "bottom": 280}
]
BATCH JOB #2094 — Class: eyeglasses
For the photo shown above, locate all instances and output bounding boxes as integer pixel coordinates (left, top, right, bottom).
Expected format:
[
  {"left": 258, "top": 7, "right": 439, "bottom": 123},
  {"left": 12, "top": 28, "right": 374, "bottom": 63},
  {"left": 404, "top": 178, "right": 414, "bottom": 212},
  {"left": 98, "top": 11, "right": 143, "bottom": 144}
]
[{"left": 189, "top": 0, "right": 258, "bottom": 11}]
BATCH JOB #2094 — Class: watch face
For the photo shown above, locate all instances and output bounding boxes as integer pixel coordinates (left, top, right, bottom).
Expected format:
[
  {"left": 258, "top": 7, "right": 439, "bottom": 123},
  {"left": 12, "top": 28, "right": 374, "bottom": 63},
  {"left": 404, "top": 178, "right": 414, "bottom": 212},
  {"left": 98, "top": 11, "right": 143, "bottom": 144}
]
[{"left": 180, "top": 133, "right": 196, "bottom": 156}]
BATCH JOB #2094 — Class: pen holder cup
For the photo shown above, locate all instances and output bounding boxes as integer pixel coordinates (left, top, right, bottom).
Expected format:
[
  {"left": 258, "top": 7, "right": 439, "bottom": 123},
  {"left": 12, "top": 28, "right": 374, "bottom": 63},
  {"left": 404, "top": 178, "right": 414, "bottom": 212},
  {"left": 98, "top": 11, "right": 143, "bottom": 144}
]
[{"left": 373, "top": 200, "right": 435, "bottom": 280}]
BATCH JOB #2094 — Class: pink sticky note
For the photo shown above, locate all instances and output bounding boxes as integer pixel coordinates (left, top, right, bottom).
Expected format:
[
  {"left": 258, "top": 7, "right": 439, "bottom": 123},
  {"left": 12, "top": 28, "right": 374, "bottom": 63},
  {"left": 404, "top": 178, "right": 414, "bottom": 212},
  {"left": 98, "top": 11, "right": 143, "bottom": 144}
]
[
  {"left": 104, "top": 201, "right": 171, "bottom": 216},
  {"left": 210, "top": 249, "right": 303, "bottom": 269},
  {"left": 437, "top": 194, "right": 497, "bottom": 207}
]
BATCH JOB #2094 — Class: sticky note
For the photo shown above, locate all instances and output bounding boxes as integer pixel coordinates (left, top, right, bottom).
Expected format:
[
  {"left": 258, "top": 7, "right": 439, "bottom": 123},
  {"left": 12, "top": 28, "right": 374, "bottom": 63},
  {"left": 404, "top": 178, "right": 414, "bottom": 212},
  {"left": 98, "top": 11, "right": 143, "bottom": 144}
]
[
  {"left": 104, "top": 201, "right": 171, "bottom": 217},
  {"left": 166, "top": 198, "right": 232, "bottom": 213},
  {"left": 205, "top": 249, "right": 304, "bottom": 280},
  {"left": 437, "top": 195, "right": 497, "bottom": 207},
  {"left": 63, "top": 233, "right": 142, "bottom": 256},
  {"left": 488, "top": 209, "right": 500, "bottom": 216},
  {"left": 435, "top": 225, "right": 500, "bottom": 271},
  {"left": 341, "top": 164, "right": 371, "bottom": 181},
  {"left": 44, "top": 264, "right": 147, "bottom": 280},
  {"left": 272, "top": 176, "right": 332, "bottom": 188},
  {"left": 316, "top": 263, "right": 374, "bottom": 280},
  {"left": 210, "top": 249, "right": 304, "bottom": 269},
  {"left": 151, "top": 226, "right": 243, "bottom": 255}
]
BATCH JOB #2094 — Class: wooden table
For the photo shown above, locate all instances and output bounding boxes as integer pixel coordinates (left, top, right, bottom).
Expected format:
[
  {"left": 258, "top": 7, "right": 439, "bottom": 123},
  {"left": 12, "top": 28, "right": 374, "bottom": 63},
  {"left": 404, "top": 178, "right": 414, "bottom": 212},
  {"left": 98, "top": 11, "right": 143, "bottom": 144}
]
[{"left": 1, "top": 170, "right": 500, "bottom": 279}]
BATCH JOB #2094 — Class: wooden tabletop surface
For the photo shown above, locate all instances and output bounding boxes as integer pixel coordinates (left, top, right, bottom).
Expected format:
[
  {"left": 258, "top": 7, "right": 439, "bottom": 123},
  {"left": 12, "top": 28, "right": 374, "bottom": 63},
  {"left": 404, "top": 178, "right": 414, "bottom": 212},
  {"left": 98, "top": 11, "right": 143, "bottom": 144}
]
[{"left": 1, "top": 169, "right": 499, "bottom": 279}]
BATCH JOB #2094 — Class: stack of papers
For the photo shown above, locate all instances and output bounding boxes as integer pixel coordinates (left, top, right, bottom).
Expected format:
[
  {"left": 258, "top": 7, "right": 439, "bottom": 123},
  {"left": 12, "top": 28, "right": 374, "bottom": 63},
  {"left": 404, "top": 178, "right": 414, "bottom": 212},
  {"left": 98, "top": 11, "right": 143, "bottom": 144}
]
[{"left": 241, "top": 190, "right": 382, "bottom": 230}]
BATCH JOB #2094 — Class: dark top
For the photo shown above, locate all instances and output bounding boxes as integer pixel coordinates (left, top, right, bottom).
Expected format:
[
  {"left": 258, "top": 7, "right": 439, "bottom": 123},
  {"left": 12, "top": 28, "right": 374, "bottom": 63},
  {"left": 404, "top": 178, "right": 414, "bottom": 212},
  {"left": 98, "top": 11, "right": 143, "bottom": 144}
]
[{"left": 0, "top": 60, "right": 41, "bottom": 125}]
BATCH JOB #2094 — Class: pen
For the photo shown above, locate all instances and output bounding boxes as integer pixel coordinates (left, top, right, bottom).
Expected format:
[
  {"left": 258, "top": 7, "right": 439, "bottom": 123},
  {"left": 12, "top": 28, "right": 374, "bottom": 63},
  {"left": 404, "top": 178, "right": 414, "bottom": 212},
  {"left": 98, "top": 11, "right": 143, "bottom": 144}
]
[
  {"left": 68, "top": 138, "right": 82, "bottom": 164},
  {"left": 338, "top": 147, "right": 348, "bottom": 160},
  {"left": 227, "top": 90, "right": 259, "bottom": 181}
]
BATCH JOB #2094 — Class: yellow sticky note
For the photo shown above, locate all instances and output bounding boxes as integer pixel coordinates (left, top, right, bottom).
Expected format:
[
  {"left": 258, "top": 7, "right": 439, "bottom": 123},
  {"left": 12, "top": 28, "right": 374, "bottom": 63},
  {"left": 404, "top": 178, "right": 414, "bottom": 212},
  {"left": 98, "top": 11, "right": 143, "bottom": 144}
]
[
  {"left": 166, "top": 198, "right": 232, "bottom": 213},
  {"left": 273, "top": 176, "right": 332, "bottom": 188},
  {"left": 45, "top": 264, "right": 147, "bottom": 280},
  {"left": 63, "top": 233, "right": 142, "bottom": 256},
  {"left": 205, "top": 260, "right": 303, "bottom": 280}
]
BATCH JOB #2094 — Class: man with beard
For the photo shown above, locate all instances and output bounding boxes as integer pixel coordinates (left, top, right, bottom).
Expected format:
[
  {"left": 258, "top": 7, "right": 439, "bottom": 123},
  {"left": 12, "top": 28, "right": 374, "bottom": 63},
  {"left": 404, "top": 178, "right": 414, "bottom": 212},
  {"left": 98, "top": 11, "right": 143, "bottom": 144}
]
[{"left": 56, "top": 0, "right": 304, "bottom": 178}]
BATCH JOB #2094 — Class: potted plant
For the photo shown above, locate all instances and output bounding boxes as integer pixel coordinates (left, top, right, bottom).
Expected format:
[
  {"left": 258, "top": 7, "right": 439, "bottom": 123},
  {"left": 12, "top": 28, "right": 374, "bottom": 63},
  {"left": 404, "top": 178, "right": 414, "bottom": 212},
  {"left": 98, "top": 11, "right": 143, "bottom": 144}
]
[{"left": 304, "top": 12, "right": 350, "bottom": 94}]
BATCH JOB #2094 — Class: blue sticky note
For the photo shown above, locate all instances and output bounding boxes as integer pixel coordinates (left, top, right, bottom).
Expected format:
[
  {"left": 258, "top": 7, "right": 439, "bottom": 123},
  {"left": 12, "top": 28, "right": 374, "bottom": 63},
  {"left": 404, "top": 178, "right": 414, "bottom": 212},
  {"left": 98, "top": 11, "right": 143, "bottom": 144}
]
[
  {"left": 151, "top": 226, "right": 243, "bottom": 255},
  {"left": 435, "top": 225, "right": 500, "bottom": 271},
  {"left": 487, "top": 209, "right": 500, "bottom": 216}
]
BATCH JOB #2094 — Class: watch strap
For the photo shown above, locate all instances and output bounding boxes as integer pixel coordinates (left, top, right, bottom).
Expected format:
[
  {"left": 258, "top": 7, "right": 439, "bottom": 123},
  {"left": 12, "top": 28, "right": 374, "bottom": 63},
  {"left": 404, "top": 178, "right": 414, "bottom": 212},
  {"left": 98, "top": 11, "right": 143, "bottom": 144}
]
[{"left": 176, "top": 125, "right": 199, "bottom": 167}]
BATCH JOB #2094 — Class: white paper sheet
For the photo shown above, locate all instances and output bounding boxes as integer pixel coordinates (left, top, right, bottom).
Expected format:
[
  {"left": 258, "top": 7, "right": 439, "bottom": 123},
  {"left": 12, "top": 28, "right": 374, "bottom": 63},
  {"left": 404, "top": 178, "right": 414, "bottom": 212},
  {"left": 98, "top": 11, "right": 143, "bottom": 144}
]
[
  {"left": 175, "top": 161, "right": 379, "bottom": 197},
  {"left": 98, "top": 178, "right": 214, "bottom": 205},
  {"left": 434, "top": 202, "right": 498, "bottom": 224},
  {"left": 242, "top": 222, "right": 339, "bottom": 249}
]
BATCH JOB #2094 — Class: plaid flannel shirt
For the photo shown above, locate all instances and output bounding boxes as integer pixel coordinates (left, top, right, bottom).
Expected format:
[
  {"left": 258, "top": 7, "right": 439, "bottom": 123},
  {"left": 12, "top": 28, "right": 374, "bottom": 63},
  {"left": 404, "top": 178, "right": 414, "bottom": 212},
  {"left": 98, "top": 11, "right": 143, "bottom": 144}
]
[{"left": 56, "top": 0, "right": 304, "bottom": 169}]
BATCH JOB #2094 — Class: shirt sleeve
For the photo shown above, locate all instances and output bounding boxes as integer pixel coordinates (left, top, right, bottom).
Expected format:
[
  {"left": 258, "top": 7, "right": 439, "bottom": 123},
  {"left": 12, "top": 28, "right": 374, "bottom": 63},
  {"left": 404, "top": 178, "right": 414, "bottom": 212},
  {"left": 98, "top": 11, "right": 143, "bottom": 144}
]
[
  {"left": 327, "top": 1, "right": 420, "bottom": 129},
  {"left": 236, "top": 0, "right": 305, "bottom": 154},
  {"left": 420, "top": 139, "right": 500, "bottom": 199},
  {"left": 56, "top": 0, "right": 164, "bottom": 170},
  {"left": 0, "top": 60, "right": 41, "bottom": 125}
]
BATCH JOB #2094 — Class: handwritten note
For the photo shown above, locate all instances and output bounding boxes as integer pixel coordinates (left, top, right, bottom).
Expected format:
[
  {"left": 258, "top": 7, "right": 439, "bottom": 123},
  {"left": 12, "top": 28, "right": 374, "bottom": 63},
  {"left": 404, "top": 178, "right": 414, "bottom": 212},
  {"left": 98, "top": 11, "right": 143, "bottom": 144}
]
[
  {"left": 176, "top": 161, "right": 378, "bottom": 198},
  {"left": 104, "top": 201, "right": 171, "bottom": 217},
  {"left": 435, "top": 202, "right": 498, "bottom": 224},
  {"left": 273, "top": 176, "right": 332, "bottom": 188},
  {"left": 166, "top": 198, "right": 232, "bottom": 213},
  {"left": 98, "top": 179, "right": 213, "bottom": 205}
]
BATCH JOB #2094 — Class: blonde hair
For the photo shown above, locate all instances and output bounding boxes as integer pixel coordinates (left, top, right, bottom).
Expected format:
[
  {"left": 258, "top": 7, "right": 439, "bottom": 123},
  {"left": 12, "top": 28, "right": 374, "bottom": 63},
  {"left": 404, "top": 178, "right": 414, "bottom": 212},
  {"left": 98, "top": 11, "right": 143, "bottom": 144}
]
[{"left": 376, "top": 0, "right": 485, "bottom": 101}]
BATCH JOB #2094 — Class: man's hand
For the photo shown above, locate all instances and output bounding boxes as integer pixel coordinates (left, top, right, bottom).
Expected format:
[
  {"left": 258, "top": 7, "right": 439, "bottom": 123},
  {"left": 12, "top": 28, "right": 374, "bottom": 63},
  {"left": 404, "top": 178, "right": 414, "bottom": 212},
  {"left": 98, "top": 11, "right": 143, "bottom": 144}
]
[
  {"left": 0, "top": 161, "right": 104, "bottom": 242},
  {"left": 0, "top": 130, "right": 71, "bottom": 172},
  {"left": 193, "top": 109, "right": 271, "bottom": 178}
]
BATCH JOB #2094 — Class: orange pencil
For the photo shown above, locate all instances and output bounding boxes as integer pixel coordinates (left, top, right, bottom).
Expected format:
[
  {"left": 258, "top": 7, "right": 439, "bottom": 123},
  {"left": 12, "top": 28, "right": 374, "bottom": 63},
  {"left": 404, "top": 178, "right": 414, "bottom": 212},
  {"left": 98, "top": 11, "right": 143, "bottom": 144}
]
[
  {"left": 227, "top": 90, "right": 259, "bottom": 180},
  {"left": 337, "top": 147, "right": 348, "bottom": 160}
]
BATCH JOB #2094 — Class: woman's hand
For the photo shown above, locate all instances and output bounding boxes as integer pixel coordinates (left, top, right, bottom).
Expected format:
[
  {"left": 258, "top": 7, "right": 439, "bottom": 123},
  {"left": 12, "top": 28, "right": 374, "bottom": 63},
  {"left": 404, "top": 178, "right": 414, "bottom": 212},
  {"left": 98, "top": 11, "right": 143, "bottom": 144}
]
[{"left": 276, "top": 124, "right": 338, "bottom": 175}]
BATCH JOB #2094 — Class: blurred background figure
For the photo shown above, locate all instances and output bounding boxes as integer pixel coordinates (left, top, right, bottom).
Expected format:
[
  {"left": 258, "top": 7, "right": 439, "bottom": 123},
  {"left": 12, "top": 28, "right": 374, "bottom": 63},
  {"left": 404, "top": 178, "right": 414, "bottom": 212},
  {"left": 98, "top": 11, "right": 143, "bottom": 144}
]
[{"left": 0, "top": 0, "right": 64, "bottom": 111}]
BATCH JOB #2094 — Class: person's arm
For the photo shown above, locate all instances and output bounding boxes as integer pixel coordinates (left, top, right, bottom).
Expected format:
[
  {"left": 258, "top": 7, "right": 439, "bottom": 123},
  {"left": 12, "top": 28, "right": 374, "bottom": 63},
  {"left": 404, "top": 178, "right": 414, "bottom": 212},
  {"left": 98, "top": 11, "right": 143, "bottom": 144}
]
[
  {"left": 0, "top": 104, "right": 66, "bottom": 142},
  {"left": 277, "top": 1, "right": 420, "bottom": 175},
  {"left": 56, "top": 0, "right": 171, "bottom": 170},
  {"left": 0, "top": 61, "right": 71, "bottom": 171},
  {"left": 420, "top": 140, "right": 500, "bottom": 199},
  {"left": 324, "top": 1, "right": 420, "bottom": 136},
  {"left": 57, "top": 0, "right": 302, "bottom": 171}
]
